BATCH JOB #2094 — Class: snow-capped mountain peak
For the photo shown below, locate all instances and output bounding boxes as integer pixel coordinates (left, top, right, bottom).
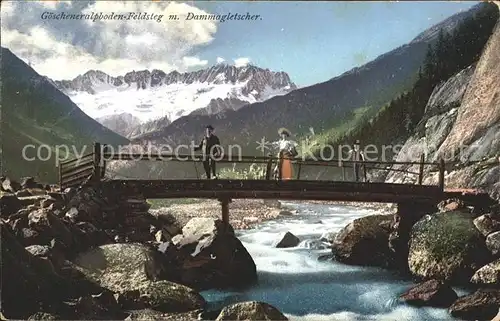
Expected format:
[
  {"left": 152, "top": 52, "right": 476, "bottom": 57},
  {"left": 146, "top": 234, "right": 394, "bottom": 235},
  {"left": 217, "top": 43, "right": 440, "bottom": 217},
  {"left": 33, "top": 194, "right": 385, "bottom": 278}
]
[{"left": 53, "top": 64, "right": 297, "bottom": 135}]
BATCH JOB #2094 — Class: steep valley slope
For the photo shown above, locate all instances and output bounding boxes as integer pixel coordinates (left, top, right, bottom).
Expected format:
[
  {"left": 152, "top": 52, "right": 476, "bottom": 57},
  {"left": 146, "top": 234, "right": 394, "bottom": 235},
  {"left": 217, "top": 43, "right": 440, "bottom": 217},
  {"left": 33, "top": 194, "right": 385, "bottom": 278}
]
[{"left": 1, "top": 47, "right": 129, "bottom": 183}]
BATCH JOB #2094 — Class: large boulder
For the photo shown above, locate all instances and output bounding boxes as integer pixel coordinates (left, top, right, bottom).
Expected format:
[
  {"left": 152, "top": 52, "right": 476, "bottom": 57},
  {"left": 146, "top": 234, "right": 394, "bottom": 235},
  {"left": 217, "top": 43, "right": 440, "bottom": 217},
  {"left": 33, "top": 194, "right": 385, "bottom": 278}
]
[
  {"left": 20, "top": 177, "right": 43, "bottom": 190},
  {"left": 40, "top": 197, "right": 56, "bottom": 209},
  {"left": 28, "top": 208, "right": 74, "bottom": 248},
  {"left": 15, "top": 189, "right": 33, "bottom": 197},
  {"left": 71, "top": 221, "right": 112, "bottom": 251},
  {"left": 474, "top": 214, "right": 500, "bottom": 237},
  {"left": 388, "top": 202, "right": 438, "bottom": 269},
  {"left": 119, "top": 280, "right": 206, "bottom": 313},
  {"left": 22, "top": 188, "right": 48, "bottom": 197},
  {"left": 152, "top": 212, "right": 182, "bottom": 241},
  {"left": 2, "top": 177, "right": 21, "bottom": 193},
  {"left": 124, "top": 309, "right": 202, "bottom": 320},
  {"left": 167, "top": 218, "right": 257, "bottom": 290},
  {"left": 493, "top": 309, "right": 500, "bottom": 321},
  {"left": 19, "top": 227, "right": 43, "bottom": 246},
  {"left": 437, "top": 198, "right": 466, "bottom": 213},
  {"left": 408, "top": 210, "right": 492, "bottom": 283},
  {"left": 67, "top": 291, "right": 127, "bottom": 320},
  {"left": 0, "top": 193, "right": 23, "bottom": 218},
  {"left": 320, "top": 231, "right": 336, "bottom": 243},
  {"left": 215, "top": 301, "right": 288, "bottom": 321},
  {"left": 72, "top": 243, "right": 164, "bottom": 293},
  {"left": 449, "top": 289, "right": 500, "bottom": 320},
  {"left": 18, "top": 195, "right": 52, "bottom": 208},
  {"left": 65, "top": 187, "right": 112, "bottom": 225},
  {"left": 274, "top": 232, "right": 300, "bottom": 248},
  {"left": 25, "top": 243, "right": 66, "bottom": 270},
  {"left": 399, "top": 279, "right": 458, "bottom": 308},
  {"left": 0, "top": 222, "right": 74, "bottom": 319},
  {"left": 332, "top": 214, "right": 394, "bottom": 268},
  {"left": 487, "top": 231, "right": 500, "bottom": 256},
  {"left": 27, "top": 312, "right": 60, "bottom": 320},
  {"left": 471, "top": 259, "right": 500, "bottom": 286},
  {"left": 25, "top": 244, "right": 52, "bottom": 257}
]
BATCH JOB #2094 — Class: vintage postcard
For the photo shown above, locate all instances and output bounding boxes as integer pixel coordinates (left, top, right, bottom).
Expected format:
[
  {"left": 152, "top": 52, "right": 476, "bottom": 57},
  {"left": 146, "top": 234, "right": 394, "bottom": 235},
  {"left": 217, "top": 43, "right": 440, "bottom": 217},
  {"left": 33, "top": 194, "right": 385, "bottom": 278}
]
[{"left": 1, "top": 1, "right": 499, "bottom": 320}]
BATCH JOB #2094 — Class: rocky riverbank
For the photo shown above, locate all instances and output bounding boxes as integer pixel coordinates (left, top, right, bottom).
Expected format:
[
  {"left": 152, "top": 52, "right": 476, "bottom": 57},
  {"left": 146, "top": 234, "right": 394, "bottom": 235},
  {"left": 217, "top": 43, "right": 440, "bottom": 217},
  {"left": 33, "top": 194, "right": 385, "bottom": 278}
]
[
  {"left": 3, "top": 174, "right": 500, "bottom": 320},
  {"left": 150, "top": 198, "right": 290, "bottom": 230},
  {"left": 0, "top": 176, "right": 289, "bottom": 320},
  {"left": 324, "top": 9, "right": 500, "bottom": 319},
  {"left": 327, "top": 197, "right": 500, "bottom": 320}
]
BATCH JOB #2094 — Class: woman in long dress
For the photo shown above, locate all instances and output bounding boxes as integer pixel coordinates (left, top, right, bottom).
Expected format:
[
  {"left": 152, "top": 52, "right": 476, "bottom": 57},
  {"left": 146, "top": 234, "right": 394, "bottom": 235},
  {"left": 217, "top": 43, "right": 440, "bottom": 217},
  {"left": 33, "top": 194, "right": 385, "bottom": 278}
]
[{"left": 275, "top": 128, "right": 298, "bottom": 180}]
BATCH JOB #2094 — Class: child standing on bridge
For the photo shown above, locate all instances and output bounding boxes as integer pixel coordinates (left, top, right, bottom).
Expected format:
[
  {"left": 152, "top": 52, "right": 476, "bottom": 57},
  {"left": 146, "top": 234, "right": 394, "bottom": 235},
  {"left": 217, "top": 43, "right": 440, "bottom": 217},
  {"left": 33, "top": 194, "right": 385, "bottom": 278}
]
[{"left": 195, "top": 125, "right": 221, "bottom": 179}]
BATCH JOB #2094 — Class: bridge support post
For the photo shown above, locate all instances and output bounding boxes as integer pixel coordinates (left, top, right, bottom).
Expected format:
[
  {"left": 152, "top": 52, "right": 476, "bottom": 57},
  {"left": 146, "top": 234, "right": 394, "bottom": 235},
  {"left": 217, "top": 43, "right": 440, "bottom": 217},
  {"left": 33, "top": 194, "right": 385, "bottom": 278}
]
[
  {"left": 438, "top": 158, "right": 445, "bottom": 191},
  {"left": 418, "top": 154, "right": 425, "bottom": 185},
  {"left": 265, "top": 154, "right": 273, "bottom": 180},
  {"left": 58, "top": 165, "right": 62, "bottom": 192},
  {"left": 100, "top": 144, "right": 109, "bottom": 179},
  {"left": 389, "top": 201, "right": 437, "bottom": 271},
  {"left": 297, "top": 163, "right": 302, "bottom": 180},
  {"left": 220, "top": 198, "right": 230, "bottom": 226},
  {"left": 93, "top": 142, "right": 102, "bottom": 183}
]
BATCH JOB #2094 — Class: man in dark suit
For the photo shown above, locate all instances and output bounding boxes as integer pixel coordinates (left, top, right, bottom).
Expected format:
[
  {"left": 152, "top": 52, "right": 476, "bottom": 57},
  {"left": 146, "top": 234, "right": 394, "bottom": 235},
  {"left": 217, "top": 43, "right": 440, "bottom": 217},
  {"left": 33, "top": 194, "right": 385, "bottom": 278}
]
[
  {"left": 194, "top": 125, "right": 221, "bottom": 179},
  {"left": 348, "top": 140, "right": 365, "bottom": 182}
]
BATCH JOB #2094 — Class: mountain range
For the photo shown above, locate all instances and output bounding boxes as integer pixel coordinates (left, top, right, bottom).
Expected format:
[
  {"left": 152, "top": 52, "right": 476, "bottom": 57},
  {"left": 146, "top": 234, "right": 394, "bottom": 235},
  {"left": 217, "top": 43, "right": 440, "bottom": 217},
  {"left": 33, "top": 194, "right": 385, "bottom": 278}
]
[{"left": 53, "top": 65, "right": 297, "bottom": 138}]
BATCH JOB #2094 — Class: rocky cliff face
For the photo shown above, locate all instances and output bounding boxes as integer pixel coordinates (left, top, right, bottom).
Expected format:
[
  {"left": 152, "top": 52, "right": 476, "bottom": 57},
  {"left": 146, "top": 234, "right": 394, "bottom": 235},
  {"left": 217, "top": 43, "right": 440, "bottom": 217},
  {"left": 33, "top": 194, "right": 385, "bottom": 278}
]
[
  {"left": 127, "top": 116, "right": 172, "bottom": 140},
  {"left": 384, "top": 65, "right": 475, "bottom": 167},
  {"left": 125, "top": 97, "right": 249, "bottom": 140},
  {"left": 385, "top": 14, "right": 500, "bottom": 200},
  {"left": 437, "top": 20, "right": 500, "bottom": 160},
  {"left": 96, "top": 113, "right": 142, "bottom": 138},
  {"left": 189, "top": 97, "right": 249, "bottom": 116}
]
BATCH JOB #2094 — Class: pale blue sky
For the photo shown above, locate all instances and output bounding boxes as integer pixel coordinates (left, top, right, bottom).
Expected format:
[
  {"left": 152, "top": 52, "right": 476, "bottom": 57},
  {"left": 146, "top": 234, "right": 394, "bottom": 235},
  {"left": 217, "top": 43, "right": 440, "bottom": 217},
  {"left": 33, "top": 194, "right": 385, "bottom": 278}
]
[
  {"left": 0, "top": 1, "right": 478, "bottom": 85},
  {"left": 192, "top": 1, "right": 478, "bottom": 86}
]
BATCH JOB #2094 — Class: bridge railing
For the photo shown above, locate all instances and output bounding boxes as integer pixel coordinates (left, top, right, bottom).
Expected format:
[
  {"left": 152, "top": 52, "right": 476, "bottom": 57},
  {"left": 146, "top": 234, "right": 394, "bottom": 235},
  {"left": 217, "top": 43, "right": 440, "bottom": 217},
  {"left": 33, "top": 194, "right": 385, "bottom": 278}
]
[
  {"left": 57, "top": 142, "right": 446, "bottom": 191},
  {"left": 100, "top": 148, "right": 446, "bottom": 190},
  {"left": 58, "top": 143, "right": 108, "bottom": 190}
]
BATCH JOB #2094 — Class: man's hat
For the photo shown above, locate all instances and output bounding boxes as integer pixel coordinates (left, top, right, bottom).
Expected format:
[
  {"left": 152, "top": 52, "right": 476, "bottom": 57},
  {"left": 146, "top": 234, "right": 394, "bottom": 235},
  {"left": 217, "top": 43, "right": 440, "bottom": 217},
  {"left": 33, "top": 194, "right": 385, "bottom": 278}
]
[
  {"left": 278, "top": 127, "right": 291, "bottom": 136},
  {"left": 206, "top": 125, "right": 214, "bottom": 130}
]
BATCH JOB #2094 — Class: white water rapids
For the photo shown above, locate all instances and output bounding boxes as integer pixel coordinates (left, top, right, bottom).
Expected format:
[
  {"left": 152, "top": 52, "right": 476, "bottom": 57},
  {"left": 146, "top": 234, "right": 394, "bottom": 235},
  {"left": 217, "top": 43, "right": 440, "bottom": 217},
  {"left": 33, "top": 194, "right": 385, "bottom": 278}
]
[{"left": 201, "top": 202, "right": 464, "bottom": 320}]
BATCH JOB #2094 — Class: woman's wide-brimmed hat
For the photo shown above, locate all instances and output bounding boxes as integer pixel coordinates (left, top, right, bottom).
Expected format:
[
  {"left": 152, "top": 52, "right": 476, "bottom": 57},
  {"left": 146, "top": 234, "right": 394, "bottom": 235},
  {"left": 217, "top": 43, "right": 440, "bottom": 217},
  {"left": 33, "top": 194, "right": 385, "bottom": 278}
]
[{"left": 278, "top": 127, "right": 291, "bottom": 136}]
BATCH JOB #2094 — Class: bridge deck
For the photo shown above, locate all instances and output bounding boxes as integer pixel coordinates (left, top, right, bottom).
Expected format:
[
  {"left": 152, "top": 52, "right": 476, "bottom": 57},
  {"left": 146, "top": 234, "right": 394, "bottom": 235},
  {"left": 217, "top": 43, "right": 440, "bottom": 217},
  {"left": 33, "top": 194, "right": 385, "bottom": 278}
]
[{"left": 103, "top": 179, "right": 445, "bottom": 204}]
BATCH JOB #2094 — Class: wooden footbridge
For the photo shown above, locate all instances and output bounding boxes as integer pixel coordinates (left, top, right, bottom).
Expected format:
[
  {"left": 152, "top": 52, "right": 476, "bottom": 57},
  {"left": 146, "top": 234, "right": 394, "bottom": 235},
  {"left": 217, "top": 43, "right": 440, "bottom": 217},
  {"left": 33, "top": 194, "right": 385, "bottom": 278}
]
[{"left": 57, "top": 143, "right": 495, "bottom": 223}]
